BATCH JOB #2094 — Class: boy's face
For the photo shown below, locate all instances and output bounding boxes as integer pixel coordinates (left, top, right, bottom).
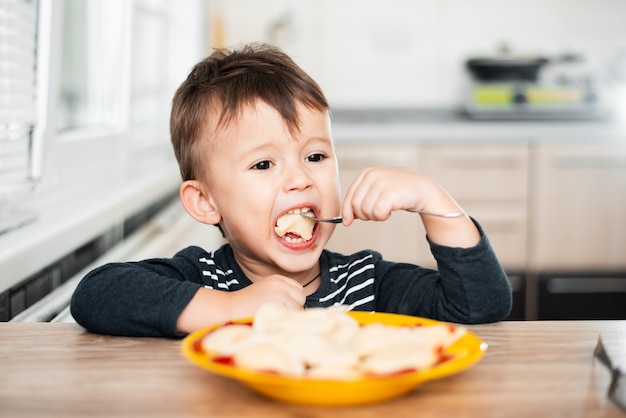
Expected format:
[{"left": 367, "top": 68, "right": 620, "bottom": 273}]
[{"left": 202, "top": 100, "right": 341, "bottom": 278}]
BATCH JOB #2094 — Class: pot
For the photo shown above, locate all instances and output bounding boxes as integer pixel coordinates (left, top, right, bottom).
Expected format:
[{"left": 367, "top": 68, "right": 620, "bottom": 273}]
[{"left": 466, "top": 55, "right": 549, "bottom": 82}]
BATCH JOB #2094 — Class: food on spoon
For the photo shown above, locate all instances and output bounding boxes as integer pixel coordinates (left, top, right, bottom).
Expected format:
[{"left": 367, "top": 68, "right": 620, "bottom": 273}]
[
  {"left": 199, "top": 303, "right": 466, "bottom": 379},
  {"left": 274, "top": 208, "right": 316, "bottom": 241}
]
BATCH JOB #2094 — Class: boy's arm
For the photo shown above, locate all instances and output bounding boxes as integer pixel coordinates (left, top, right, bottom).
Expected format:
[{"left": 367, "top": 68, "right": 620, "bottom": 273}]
[
  {"left": 70, "top": 260, "right": 202, "bottom": 338},
  {"left": 70, "top": 247, "right": 307, "bottom": 337},
  {"left": 340, "top": 168, "right": 511, "bottom": 322},
  {"left": 375, "top": 220, "right": 512, "bottom": 323}
]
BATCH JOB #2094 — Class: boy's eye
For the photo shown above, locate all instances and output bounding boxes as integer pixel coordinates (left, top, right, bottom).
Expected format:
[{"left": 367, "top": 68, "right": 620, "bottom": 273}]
[
  {"left": 307, "top": 153, "right": 326, "bottom": 163},
  {"left": 251, "top": 160, "right": 273, "bottom": 170}
]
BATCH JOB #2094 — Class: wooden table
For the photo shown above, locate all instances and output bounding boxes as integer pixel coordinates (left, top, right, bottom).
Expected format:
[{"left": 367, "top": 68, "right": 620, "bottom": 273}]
[{"left": 1, "top": 321, "right": 624, "bottom": 417}]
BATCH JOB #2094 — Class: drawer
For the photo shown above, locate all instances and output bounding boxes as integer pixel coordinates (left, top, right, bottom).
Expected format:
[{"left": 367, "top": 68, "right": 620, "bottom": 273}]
[
  {"left": 335, "top": 144, "right": 418, "bottom": 169},
  {"left": 417, "top": 143, "right": 529, "bottom": 201}
]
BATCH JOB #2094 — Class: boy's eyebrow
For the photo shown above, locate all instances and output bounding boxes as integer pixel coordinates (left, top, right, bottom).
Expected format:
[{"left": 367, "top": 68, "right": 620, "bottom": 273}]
[
  {"left": 285, "top": 135, "right": 334, "bottom": 151},
  {"left": 236, "top": 140, "right": 281, "bottom": 160},
  {"left": 303, "top": 134, "right": 333, "bottom": 144}
]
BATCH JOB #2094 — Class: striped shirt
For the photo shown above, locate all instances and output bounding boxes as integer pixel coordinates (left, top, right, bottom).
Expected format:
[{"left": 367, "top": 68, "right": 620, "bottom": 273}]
[{"left": 198, "top": 246, "right": 379, "bottom": 312}]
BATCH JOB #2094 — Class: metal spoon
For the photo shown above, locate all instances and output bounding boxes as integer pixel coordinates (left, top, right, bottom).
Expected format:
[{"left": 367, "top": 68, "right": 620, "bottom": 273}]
[{"left": 301, "top": 209, "right": 465, "bottom": 223}]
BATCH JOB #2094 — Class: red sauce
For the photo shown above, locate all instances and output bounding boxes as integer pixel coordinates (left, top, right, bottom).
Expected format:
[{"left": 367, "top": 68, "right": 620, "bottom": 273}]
[
  {"left": 213, "top": 355, "right": 236, "bottom": 366},
  {"left": 436, "top": 353, "right": 455, "bottom": 366},
  {"left": 192, "top": 338, "right": 204, "bottom": 353},
  {"left": 382, "top": 368, "right": 417, "bottom": 377},
  {"left": 222, "top": 320, "right": 253, "bottom": 327}
]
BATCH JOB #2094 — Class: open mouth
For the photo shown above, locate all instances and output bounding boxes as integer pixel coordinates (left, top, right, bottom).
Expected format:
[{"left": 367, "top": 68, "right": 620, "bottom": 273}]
[{"left": 274, "top": 207, "right": 317, "bottom": 243}]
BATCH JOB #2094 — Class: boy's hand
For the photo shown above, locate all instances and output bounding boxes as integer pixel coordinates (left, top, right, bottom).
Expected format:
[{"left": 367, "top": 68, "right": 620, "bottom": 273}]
[
  {"left": 234, "top": 275, "right": 306, "bottom": 316},
  {"left": 176, "top": 275, "right": 306, "bottom": 334},
  {"left": 340, "top": 167, "right": 480, "bottom": 248},
  {"left": 341, "top": 167, "right": 436, "bottom": 225}
]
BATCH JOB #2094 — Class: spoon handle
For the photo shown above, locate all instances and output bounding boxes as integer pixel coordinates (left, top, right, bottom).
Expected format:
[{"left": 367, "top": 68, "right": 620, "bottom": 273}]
[{"left": 302, "top": 210, "right": 464, "bottom": 223}]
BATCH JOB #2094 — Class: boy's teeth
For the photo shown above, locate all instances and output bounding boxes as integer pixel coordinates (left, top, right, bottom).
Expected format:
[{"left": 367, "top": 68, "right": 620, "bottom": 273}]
[{"left": 287, "top": 208, "right": 312, "bottom": 215}]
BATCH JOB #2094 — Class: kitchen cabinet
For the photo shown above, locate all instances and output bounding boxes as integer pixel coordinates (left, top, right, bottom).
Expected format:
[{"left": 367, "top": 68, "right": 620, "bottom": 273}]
[
  {"left": 326, "top": 143, "right": 424, "bottom": 264},
  {"left": 416, "top": 142, "right": 530, "bottom": 271},
  {"left": 328, "top": 118, "right": 626, "bottom": 320},
  {"left": 529, "top": 141, "right": 626, "bottom": 271}
]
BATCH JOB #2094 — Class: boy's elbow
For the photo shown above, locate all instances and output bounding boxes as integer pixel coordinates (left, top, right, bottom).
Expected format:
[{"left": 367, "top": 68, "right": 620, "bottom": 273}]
[
  {"left": 473, "top": 303, "right": 511, "bottom": 324},
  {"left": 471, "top": 288, "right": 513, "bottom": 324},
  {"left": 70, "top": 268, "right": 111, "bottom": 333},
  {"left": 69, "top": 280, "right": 95, "bottom": 330}
]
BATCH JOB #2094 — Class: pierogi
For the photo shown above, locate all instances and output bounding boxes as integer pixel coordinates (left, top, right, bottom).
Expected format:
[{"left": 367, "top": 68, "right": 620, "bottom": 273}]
[
  {"left": 274, "top": 209, "right": 316, "bottom": 241},
  {"left": 200, "top": 303, "right": 466, "bottom": 379}
]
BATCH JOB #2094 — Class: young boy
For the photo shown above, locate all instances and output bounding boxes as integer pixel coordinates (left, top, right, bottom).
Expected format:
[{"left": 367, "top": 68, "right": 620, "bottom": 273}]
[{"left": 70, "top": 43, "right": 511, "bottom": 338}]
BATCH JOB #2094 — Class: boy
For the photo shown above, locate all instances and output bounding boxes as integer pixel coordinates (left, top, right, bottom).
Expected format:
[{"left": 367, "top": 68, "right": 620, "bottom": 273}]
[{"left": 70, "top": 43, "right": 511, "bottom": 337}]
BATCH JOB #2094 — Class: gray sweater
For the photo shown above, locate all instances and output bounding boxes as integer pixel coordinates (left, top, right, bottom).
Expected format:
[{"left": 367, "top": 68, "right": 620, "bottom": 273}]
[{"left": 70, "top": 221, "right": 512, "bottom": 338}]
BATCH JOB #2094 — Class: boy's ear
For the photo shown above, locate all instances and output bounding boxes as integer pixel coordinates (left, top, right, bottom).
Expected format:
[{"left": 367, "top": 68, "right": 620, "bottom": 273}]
[{"left": 179, "top": 180, "right": 221, "bottom": 225}]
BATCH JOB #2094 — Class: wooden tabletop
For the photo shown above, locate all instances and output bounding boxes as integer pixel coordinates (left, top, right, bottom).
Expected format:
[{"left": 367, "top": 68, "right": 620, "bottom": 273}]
[{"left": 1, "top": 320, "right": 624, "bottom": 417}]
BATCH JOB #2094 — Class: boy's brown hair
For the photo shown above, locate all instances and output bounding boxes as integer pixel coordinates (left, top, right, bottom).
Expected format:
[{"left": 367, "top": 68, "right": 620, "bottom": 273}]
[{"left": 170, "top": 43, "right": 329, "bottom": 182}]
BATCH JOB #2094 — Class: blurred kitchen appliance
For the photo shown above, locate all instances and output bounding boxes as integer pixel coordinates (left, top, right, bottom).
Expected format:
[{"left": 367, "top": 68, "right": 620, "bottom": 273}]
[
  {"left": 464, "top": 49, "right": 613, "bottom": 120},
  {"left": 538, "top": 273, "right": 626, "bottom": 319}
]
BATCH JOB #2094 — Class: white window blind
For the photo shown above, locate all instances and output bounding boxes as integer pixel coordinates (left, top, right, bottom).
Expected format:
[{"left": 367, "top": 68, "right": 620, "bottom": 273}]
[
  {"left": 0, "top": 0, "right": 37, "bottom": 194},
  {"left": 0, "top": 0, "right": 38, "bottom": 234}
]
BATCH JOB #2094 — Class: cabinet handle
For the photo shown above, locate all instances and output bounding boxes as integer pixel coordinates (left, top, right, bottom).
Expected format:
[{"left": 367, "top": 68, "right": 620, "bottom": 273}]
[
  {"left": 553, "top": 156, "right": 626, "bottom": 169},
  {"left": 546, "top": 277, "right": 626, "bottom": 293},
  {"left": 339, "top": 155, "right": 415, "bottom": 168},
  {"left": 481, "top": 219, "right": 523, "bottom": 233},
  {"left": 438, "top": 157, "right": 521, "bottom": 169}
]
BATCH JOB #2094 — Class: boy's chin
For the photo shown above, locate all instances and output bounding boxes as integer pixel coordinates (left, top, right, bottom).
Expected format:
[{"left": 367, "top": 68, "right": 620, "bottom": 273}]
[{"left": 273, "top": 246, "right": 323, "bottom": 271}]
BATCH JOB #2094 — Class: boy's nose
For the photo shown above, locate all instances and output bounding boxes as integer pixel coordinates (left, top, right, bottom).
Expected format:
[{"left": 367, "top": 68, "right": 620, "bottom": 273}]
[{"left": 283, "top": 162, "right": 313, "bottom": 191}]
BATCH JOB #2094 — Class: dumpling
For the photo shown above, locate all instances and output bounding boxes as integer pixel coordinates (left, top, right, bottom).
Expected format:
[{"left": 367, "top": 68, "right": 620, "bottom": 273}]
[
  {"left": 274, "top": 211, "right": 316, "bottom": 241},
  {"left": 233, "top": 339, "right": 305, "bottom": 376},
  {"left": 201, "top": 324, "right": 253, "bottom": 354},
  {"left": 360, "top": 344, "right": 439, "bottom": 375}
]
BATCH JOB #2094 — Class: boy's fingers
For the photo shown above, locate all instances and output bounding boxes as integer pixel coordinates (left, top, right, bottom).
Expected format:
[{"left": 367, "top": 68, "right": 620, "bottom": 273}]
[{"left": 341, "top": 169, "right": 370, "bottom": 225}]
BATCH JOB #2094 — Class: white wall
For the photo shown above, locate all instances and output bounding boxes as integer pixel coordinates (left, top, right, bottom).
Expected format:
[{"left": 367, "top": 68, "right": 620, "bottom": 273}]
[{"left": 208, "top": 0, "right": 626, "bottom": 108}]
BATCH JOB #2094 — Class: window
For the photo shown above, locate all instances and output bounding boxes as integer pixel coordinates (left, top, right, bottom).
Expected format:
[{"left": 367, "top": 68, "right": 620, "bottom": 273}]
[
  {"left": 0, "top": 0, "right": 38, "bottom": 193},
  {"left": 129, "top": 0, "right": 170, "bottom": 147},
  {"left": 57, "top": 0, "right": 128, "bottom": 133},
  {"left": 52, "top": 0, "right": 180, "bottom": 178},
  {"left": 0, "top": 0, "right": 205, "bottom": 236},
  {"left": 0, "top": 0, "right": 39, "bottom": 234},
  {"left": 0, "top": 0, "right": 205, "bottom": 318}
]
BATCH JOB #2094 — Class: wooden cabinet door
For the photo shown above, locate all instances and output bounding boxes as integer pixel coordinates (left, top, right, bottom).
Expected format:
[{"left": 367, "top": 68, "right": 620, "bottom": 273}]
[
  {"left": 417, "top": 143, "right": 530, "bottom": 270},
  {"left": 530, "top": 142, "right": 626, "bottom": 270}
]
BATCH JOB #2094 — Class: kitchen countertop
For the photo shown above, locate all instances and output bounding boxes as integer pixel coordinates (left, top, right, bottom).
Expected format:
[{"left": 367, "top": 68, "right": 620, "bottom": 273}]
[
  {"left": 330, "top": 108, "right": 626, "bottom": 143},
  {"left": 1, "top": 320, "right": 624, "bottom": 417}
]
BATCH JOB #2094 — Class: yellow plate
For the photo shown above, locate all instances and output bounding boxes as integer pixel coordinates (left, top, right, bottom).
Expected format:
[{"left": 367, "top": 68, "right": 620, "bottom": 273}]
[{"left": 181, "top": 311, "right": 486, "bottom": 406}]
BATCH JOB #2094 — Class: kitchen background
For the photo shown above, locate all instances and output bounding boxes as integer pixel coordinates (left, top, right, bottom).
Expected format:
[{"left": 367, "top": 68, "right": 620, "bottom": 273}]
[
  {"left": 208, "top": 0, "right": 626, "bottom": 112},
  {"left": 1, "top": 0, "right": 625, "bottom": 323},
  {"left": 209, "top": 0, "right": 626, "bottom": 321}
]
